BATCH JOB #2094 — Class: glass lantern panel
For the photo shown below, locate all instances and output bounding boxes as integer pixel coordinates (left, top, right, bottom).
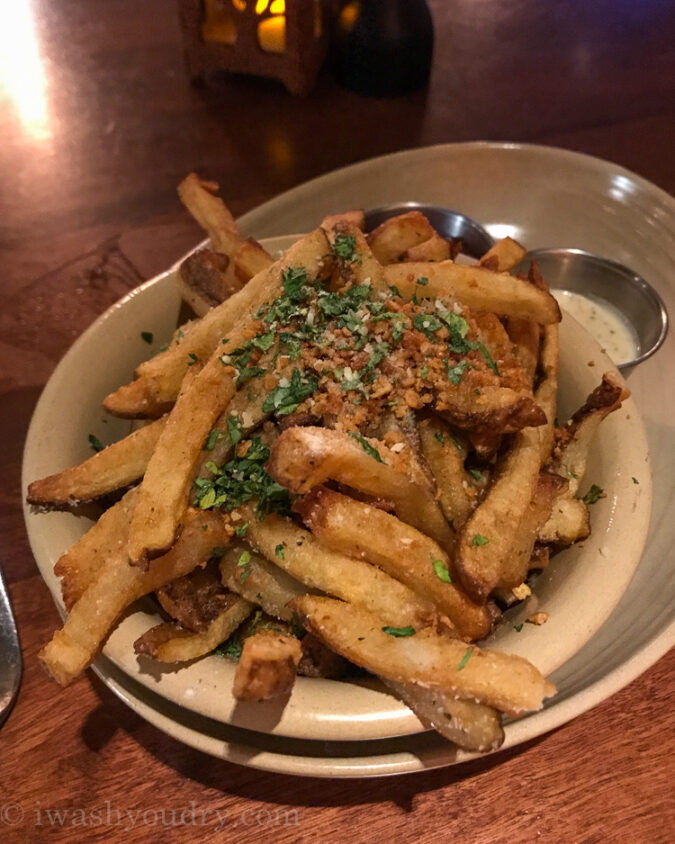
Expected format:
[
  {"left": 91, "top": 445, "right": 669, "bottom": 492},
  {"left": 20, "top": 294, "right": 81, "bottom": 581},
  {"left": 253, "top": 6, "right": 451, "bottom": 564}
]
[{"left": 258, "top": 16, "right": 286, "bottom": 53}]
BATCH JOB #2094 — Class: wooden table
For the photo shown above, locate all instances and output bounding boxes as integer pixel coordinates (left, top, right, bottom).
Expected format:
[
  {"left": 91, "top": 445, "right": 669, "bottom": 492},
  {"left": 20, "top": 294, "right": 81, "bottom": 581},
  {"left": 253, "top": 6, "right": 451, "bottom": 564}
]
[{"left": 2, "top": 1, "right": 673, "bottom": 840}]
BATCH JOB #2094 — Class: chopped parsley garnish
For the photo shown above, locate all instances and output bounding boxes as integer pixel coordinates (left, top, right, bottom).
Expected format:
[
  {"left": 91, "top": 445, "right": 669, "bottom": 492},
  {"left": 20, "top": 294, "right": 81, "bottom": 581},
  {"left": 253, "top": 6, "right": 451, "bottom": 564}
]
[
  {"left": 582, "top": 484, "right": 604, "bottom": 505},
  {"left": 434, "top": 431, "right": 445, "bottom": 445},
  {"left": 332, "top": 232, "right": 359, "bottom": 263},
  {"left": 215, "top": 637, "right": 243, "bottom": 660},
  {"left": 420, "top": 365, "right": 428, "bottom": 379},
  {"left": 347, "top": 431, "right": 384, "bottom": 463},
  {"left": 238, "top": 550, "right": 251, "bottom": 566},
  {"left": 282, "top": 266, "right": 311, "bottom": 302},
  {"left": 187, "top": 352, "right": 199, "bottom": 366},
  {"left": 468, "top": 468, "right": 484, "bottom": 482},
  {"left": 262, "top": 368, "right": 318, "bottom": 416},
  {"left": 432, "top": 558, "right": 453, "bottom": 583},
  {"left": 388, "top": 284, "right": 401, "bottom": 298},
  {"left": 382, "top": 625, "right": 416, "bottom": 638},
  {"left": 632, "top": 477, "right": 639, "bottom": 485},
  {"left": 472, "top": 533, "right": 489, "bottom": 546},
  {"left": 226, "top": 416, "right": 242, "bottom": 445},
  {"left": 235, "top": 366, "right": 265, "bottom": 387},
  {"left": 88, "top": 434, "right": 104, "bottom": 453},
  {"left": 457, "top": 647, "right": 473, "bottom": 671},
  {"left": 413, "top": 313, "right": 443, "bottom": 340},
  {"left": 141, "top": 331, "right": 153, "bottom": 344},
  {"left": 514, "top": 623, "right": 524, "bottom": 632},
  {"left": 204, "top": 429, "right": 221, "bottom": 451},
  {"left": 445, "top": 358, "right": 470, "bottom": 385},
  {"left": 193, "top": 436, "right": 291, "bottom": 518},
  {"left": 416, "top": 276, "right": 429, "bottom": 286},
  {"left": 275, "top": 544, "right": 285, "bottom": 559},
  {"left": 234, "top": 522, "right": 249, "bottom": 537}
]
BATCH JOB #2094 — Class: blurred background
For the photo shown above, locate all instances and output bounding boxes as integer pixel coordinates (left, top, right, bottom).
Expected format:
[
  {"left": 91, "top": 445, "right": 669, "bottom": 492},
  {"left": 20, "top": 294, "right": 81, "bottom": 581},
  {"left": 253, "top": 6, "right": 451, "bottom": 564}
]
[{"left": 1, "top": 0, "right": 673, "bottom": 296}]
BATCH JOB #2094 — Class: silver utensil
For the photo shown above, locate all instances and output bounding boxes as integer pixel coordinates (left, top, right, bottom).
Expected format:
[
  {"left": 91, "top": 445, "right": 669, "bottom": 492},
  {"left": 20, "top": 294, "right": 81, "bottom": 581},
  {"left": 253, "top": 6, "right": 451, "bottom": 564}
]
[
  {"left": 0, "top": 566, "right": 22, "bottom": 725},
  {"left": 364, "top": 202, "right": 495, "bottom": 258},
  {"left": 514, "top": 248, "right": 668, "bottom": 370}
]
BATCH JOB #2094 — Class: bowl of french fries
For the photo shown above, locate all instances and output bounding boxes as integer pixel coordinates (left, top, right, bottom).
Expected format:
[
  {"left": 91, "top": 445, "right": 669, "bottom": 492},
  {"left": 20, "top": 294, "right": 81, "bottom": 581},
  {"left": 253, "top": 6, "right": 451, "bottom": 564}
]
[{"left": 23, "top": 173, "right": 651, "bottom": 763}]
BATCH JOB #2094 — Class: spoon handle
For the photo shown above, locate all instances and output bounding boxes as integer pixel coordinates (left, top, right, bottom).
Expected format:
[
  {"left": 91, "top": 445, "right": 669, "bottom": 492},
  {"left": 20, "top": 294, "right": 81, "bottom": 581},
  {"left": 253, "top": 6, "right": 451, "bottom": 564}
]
[{"left": 0, "top": 566, "right": 22, "bottom": 725}]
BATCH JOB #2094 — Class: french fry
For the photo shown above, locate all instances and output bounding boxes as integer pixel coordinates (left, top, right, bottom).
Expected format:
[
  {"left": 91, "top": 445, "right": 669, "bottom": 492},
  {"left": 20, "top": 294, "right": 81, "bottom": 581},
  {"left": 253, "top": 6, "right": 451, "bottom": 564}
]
[
  {"left": 267, "top": 426, "right": 456, "bottom": 554},
  {"left": 384, "top": 680, "right": 504, "bottom": 752},
  {"left": 242, "top": 506, "right": 443, "bottom": 632},
  {"left": 325, "top": 221, "right": 387, "bottom": 292},
  {"left": 505, "top": 318, "right": 540, "bottom": 387},
  {"left": 437, "top": 382, "right": 546, "bottom": 436},
  {"left": 292, "top": 596, "right": 555, "bottom": 715},
  {"left": 538, "top": 492, "right": 590, "bottom": 545},
  {"left": 233, "top": 630, "right": 303, "bottom": 701},
  {"left": 177, "top": 173, "right": 242, "bottom": 256},
  {"left": 479, "top": 236, "right": 527, "bottom": 272},
  {"left": 402, "top": 232, "right": 452, "bottom": 262},
  {"left": 104, "top": 228, "right": 329, "bottom": 418},
  {"left": 455, "top": 325, "right": 559, "bottom": 602},
  {"left": 179, "top": 249, "right": 241, "bottom": 317},
  {"left": 549, "top": 372, "right": 629, "bottom": 495},
  {"left": 367, "top": 212, "right": 437, "bottom": 264},
  {"left": 220, "top": 544, "right": 311, "bottom": 622},
  {"left": 27, "top": 418, "right": 167, "bottom": 506},
  {"left": 54, "top": 487, "right": 140, "bottom": 611},
  {"left": 133, "top": 594, "right": 252, "bottom": 663},
  {"left": 418, "top": 417, "right": 476, "bottom": 528},
  {"left": 232, "top": 238, "right": 274, "bottom": 282},
  {"left": 155, "top": 559, "right": 234, "bottom": 632},
  {"left": 127, "top": 230, "right": 331, "bottom": 564},
  {"left": 296, "top": 488, "right": 493, "bottom": 641},
  {"left": 320, "top": 209, "right": 365, "bottom": 231},
  {"left": 383, "top": 261, "right": 562, "bottom": 324},
  {"left": 39, "top": 509, "right": 230, "bottom": 685}
]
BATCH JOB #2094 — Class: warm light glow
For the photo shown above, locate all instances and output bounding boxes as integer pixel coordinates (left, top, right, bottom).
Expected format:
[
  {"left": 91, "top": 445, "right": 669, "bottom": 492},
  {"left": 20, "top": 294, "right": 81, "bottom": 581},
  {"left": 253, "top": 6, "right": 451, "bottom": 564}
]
[
  {"left": 231, "top": 0, "right": 247, "bottom": 11},
  {"left": 258, "top": 15, "right": 286, "bottom": 53},
  {"left": 255, "top": 0, "right": 270, "bottom": 13},
  {"left": 486, "top": 223, "right": 522, "bottom": 241},
  {"left": 270, "top": 0, "right": 285, "bottom": 13},
  {"left": 0, "top": 0, "right": 51, "bottom": 141},
  {"left": 339, "top": 2, "right": 360, "bottom": 31},
  {"left": 203, "top": 0, "right": 237, "bottom": 44}
]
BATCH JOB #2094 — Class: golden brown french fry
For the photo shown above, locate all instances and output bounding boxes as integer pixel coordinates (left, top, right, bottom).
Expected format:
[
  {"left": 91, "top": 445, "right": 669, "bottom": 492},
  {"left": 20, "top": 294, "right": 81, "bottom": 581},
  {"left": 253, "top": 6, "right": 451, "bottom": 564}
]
[
  {"left": 455, "top": 325, "right": 559, "bottom": 601},
  {"left": 325, "top": 221, "right": 387, "bottom": 292},
  {"left": 384, "top": 680, "right": 504, "bottom": 752},
  {"left": 39, "top": 509, "right": 230, "bottom": 685},
  {"left": 479, "top": 237, "right": 527, "bottom": 272},
  {"left": 538, "top": 491, "right": 590, "bottom": 545},
  {"left": 27, "top": 418, "right": 167, "bottom": 506},
  {"left": 54, "top": 487, "right": 140, "bottom": 611},
  {"left": 232, "top": 237, "right": 274, "bottom": 281},
  {"left": 193, "top": 355, "right": 293, "bottom": 480},
  {"left": 155, "top": 559, "right": 234, "bottom": 632},
  {"left": 402, "top": 232, "right": 451, "bottom": 262},
  {"left": 383, "top": 261, "right": 561, "bottom": 324},
  {"left": 127, "top": 231, "right": 331, "bottom": 564},
  {"left": 220, "top": 544, "right": 311, "bottom": 622},
  {"left": 505, "top": 318, "right": 540, "bottom": 387},
  {"left": 367, "top": 212, "right": 437, "bottom": 264},
  {"left": 292, "top": 596, "right": 555, "bottom": 715},
  {"left": 296, "top": 488, "right": 493, "bottom": 641},
  {"left": 233, "top": 630, "right": 303, "bottom": 701},
  {"left": 267, "top": 426, "right": 455, "bottom": 554},
  {"left": 320, "top": 209, "right": 365, "bottom": 231},
  {"left": 179, "top": 248, "right": 242, "bottom": 317},
  {"left": 418, "top": 417, "right": 476, "bottom": 528},
  {"left": 177, "top": 173, "right": 242, "bottom": 256},
  {"left": 104, "top": 229, "right": 330, "bottom": 418},
  {"left": 133, "top": 594, "right": 252, "bottom": 663},
  {"left": 242, "top": 506, "right": 443, "bottom": 632},
  {"left": 438, "top": 381, "right": 546, "bottom": 436},
  {"left": 550, "top": 371, "right": 629, "bottom": 495}
]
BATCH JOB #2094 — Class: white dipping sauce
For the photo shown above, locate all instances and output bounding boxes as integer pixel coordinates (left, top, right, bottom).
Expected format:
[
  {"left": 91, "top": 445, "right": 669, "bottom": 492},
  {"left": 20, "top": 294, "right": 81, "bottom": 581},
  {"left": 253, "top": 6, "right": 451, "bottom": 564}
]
[{"left": 552, "top": 289, "right": 639, "bottom": 365}]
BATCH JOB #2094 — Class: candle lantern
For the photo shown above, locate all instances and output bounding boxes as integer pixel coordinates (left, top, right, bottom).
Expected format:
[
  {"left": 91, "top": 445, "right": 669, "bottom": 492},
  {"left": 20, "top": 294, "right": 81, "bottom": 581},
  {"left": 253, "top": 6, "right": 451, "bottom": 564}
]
[{"left": 178, "top": 0, "right": 335, "bottom": 95}]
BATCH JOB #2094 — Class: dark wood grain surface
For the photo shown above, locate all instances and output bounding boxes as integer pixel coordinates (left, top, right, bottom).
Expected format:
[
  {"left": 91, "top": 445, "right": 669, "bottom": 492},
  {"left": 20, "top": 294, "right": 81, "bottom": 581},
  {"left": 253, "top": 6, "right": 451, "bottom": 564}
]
[{"left": 1, "top": 1, "right": 674, "bottom": 841}]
